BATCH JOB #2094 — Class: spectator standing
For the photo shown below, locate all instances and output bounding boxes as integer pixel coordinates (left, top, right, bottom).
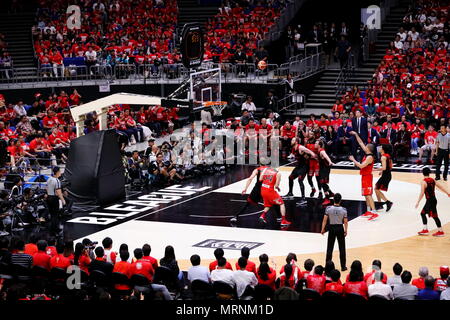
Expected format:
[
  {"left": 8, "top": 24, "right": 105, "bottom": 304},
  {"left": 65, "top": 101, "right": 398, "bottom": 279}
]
[
  {"left": 241, "top": 96, "right": 256, "bottom": 114},
  {"left": 335, "top": 35, "right": 351, "bottom": 69},
  {"left": 321, "top": 193, "right": 348, "bottom": 271},
  {"left": 434, "top": 124, "right": 449, "bottom": 181},
  {"left": 46, "top": 166, "right": 65, "bottom": 234}
]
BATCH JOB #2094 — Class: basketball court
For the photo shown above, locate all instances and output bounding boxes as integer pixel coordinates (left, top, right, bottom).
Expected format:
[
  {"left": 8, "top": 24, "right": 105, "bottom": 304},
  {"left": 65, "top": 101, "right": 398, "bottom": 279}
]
[{"left": 64, "top": 163, "right": 450, "bottom": 278}]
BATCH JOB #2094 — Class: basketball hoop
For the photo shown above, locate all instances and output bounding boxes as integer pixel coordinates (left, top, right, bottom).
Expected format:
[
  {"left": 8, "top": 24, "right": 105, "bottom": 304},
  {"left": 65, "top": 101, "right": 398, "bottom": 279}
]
[{"left": 203, "top": 101, "right": 227, "bottom": 116}]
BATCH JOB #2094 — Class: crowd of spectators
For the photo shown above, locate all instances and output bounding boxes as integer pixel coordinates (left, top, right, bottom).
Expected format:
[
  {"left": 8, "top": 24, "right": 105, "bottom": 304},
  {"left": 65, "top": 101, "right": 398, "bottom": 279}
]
[
  {"left": 202, "top": 0, "right": 288, "bottom": 74},
  {"left": 0, "top": 33, "right": 13, "bottom": 79},
  {"left": 0, "top": 234, "right": 449, "bottom": 301},
  {"left": 311, "top": 0, "right": 450, "bottom": 164},
  {"left": 32, "top": 0, "right": 178, "bottom": 78}
]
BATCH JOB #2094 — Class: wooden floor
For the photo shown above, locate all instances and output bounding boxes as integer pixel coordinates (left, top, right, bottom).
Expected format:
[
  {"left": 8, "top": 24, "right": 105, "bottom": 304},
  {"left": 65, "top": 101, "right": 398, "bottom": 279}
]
[{"left": 177, "top": 170, "right": 450, "bottom": 279}]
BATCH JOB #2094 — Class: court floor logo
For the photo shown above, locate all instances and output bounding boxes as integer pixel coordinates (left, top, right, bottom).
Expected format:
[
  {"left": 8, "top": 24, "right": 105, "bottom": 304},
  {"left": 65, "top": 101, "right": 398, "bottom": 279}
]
[{"left": 193, "top": 239, "right": 264, "bottom": 250}]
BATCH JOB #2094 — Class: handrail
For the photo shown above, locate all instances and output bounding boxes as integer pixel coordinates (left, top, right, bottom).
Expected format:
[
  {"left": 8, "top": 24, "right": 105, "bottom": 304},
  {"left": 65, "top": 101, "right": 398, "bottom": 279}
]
[{"left": 334, "top": 53, "right": 355, "bottom": 98}]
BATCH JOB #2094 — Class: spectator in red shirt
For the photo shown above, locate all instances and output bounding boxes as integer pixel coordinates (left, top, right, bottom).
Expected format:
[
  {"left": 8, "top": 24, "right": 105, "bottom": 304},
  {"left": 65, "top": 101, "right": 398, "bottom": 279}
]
[
  {"left": 325, "top": 269, "right": 344, "bottom": 294},
  {"left": 412, "top": 266, "right": 429, "bottom": 290},
  {"left": 32, "top": 240, "right": 51, "bottom": 271},
  {"left": 112, "top": 251, "right": 133, "bottom": 290},
  {"left": 343, "top": 261, "right": 368, "bottom": 299},
  {"left": 142, "top": 243, "right": 158, "bottom": 271},
  {"left": 307, "top": 265, "right": 326, "bottom": 294},
  {"left": 209, "top": 248, "right": 233, "bottom": 271},
  {"left": 49, "top": 242, "right": 72, "bottom": 270},
  {"left": 24, "top": 234, "right": 39, "bottom": 256},
  {"left": 364, "top": 259, "right": 388, "bottom": 285},
  {"left": 279, "top": 263, "right": 297, "bottom": 289},
  {"left": 256, "top": 260, "right": 276, "bottom": 290},
  {"left": 130, "top": 248, "right": 154, "bottom": 281},
  {"left": 73, "top": 243, "right": 91, "bottom": 274},
  {"left": 45, "top": 237, "right": 57, "bottom": 257},
  {"left": 234, "top": 247, "right": 256, "bottom": 275}
]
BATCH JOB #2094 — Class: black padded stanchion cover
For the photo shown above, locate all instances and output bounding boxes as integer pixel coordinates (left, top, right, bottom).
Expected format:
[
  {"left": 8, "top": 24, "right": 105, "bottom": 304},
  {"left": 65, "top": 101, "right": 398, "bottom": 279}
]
[{"left": 63, "top": 130, "right": 125, "bottom": 205}]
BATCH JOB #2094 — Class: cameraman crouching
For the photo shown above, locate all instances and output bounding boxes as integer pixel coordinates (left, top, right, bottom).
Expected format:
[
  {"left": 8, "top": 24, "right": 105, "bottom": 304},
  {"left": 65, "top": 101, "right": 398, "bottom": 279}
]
[{"left": 46, "top": 166, "right": 65, "bottom": 234}]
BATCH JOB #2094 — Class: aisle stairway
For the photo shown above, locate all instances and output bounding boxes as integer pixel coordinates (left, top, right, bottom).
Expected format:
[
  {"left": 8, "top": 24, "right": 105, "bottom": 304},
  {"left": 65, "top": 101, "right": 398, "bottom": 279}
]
[
  {"left": 0, "top": 11, "right": 36, "bottom": 80},
  {"left": 302, "top": 2, "right": 410, "bottom": 116},
  {"left": 177, "top": 0, "right": 220, "bottom": 27}
]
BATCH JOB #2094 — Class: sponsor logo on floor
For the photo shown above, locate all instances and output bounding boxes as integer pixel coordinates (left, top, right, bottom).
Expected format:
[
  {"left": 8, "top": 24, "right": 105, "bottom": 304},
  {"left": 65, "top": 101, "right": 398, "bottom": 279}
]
[{"left": 193, "top": 239, "right": 264, "bottom": 250}]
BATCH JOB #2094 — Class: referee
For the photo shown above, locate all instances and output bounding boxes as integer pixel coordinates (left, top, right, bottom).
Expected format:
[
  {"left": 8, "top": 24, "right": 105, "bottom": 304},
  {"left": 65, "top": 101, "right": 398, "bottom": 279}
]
[
  {"left": 435, "top": 124, "right": 450, "bottom": 181},
  {"left": 321, "top": 193, "right": 348, "bottom": 271},
  {"left": 47, "top": 166, "right": 66, "bottom": 234}
]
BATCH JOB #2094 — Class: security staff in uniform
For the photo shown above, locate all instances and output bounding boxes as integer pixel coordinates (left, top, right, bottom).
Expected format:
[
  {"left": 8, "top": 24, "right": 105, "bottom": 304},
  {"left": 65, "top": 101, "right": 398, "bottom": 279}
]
[
  {"left": 435, "top": 124, "right": 450, "bottom": 181},
  {"left": 321, "top": 193, "right": 348, "bottom": 271},
  {"left": 47, "top": 166, "right": 65, "bottom": 234}
]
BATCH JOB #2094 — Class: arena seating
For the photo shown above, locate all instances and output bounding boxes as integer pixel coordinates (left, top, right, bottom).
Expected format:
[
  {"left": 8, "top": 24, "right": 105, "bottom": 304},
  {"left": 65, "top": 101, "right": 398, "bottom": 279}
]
[{"left": 0, "top": 236, "right": 448, "bottom": 300}]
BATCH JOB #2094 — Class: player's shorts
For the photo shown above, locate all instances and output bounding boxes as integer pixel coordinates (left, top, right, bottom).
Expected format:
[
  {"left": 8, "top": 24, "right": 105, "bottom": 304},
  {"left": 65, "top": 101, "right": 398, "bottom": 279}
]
[
  {"left": 375, "top": 172, "right": 392, "bottom": 191},
  {"left": 247, "top": 184, "right": 262, "bottom": 205},
  {"left": 290, "top": 166, "right": 308, "bottom": 181},
  {"left": 261, "top": 188, "right": 284, "bottom": 208},
  {"left": 319, "top": 166, "right": 331, "bottom": 184},
  {"left": 421, "top": 198, "right": 438, "bottom": 218},
  {"left": 308, "top": 159, "right": 319, "bottom": 176},
  {"left": 361, "top": 174, "right": 373, "bottom": 196}
]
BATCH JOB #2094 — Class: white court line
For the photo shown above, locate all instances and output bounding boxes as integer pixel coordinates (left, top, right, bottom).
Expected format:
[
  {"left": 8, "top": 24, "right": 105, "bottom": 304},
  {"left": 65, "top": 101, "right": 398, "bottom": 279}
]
[
  {"left": 130, "top": 161, "right": 297, "bottom": 222},
  {"left": 189, "top": 209, "right": 264, "bottom": 219}
]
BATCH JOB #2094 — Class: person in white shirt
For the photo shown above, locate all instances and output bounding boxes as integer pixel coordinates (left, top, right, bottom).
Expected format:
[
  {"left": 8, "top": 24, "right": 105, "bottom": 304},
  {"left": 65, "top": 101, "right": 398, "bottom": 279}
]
[
  {"left": 210, "top": 257, "right": 235, "bottom": 288},
  {"left": 397, "top": 27, "right": 407, "bottom": 41},
  {"left": 387, "top": 263, "right": 403, "bottom": 288},
  {"left": 368, "top": 271, "right": 393, "bottom": 299},
  {"left": 13, "top": 101, "right": 27, "bottom": 117},
  {"left": 394, "top": 35, "right": 403, "bottom": 50},
  {"left": 241, "top": 96, "right": 256, "bottom": 113},
  {"left": 187, "top": 254, "right": 211, "bottom": 283},
  {"left": 200, "top": 109, "right": 212, "bottom": 125},
  {"left": 407, "top": 27, "right": 419, "bottom": 41},
  {"left": 440, "top": 278, "right": 450, "bottom": 300},
  {"left": 232, "top": 257, "right": 258, "bottom": 299}
]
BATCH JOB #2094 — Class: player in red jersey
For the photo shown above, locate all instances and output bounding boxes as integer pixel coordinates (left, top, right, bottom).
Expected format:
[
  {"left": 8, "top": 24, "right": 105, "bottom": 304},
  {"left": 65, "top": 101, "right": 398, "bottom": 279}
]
[
  {"left": 349, "top": 131, "right": 378, "bottom": 221},
  {"left": 259, "top": 166, "right": 290, "bottom": 226},
  {"left": 374, "top": 144, "right": 394, "bottom": 212},
  {"left": 415, "top": 167, "right": 449, "bottom": 237},
  {"left": 232, "top": 165, "right": 270, "bottom": 225}
]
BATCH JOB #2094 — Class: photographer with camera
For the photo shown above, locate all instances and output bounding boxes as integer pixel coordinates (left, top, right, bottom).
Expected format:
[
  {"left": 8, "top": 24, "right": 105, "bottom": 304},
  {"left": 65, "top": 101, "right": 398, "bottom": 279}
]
[{"left": 46, "top": 166, "right": 65, "bottom": 234}]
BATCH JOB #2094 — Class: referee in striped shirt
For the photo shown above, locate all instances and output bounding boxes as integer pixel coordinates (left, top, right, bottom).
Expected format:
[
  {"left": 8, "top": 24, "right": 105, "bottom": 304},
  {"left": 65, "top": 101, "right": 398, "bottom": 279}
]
[
  {"left": 435, "top": 124, "right": 450, "bottom": 181},
  {"left": 321, "top": 193, "right": 348, "bottom": 271}
]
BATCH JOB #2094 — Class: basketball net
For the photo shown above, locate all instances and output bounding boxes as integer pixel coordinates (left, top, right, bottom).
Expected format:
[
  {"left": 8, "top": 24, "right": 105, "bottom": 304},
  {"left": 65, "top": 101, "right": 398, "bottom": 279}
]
[{"left": 203, "top": 101, "right": 227, "bottom": 116}]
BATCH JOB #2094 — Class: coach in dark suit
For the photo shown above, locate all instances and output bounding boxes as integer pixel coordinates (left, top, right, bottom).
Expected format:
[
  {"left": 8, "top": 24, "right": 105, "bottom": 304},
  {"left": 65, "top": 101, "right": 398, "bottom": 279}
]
[
  {"left": 381, "top": 122, "right": 397, "bottom": 145},
  {"left": 351, "top": 110, "right": 368, "bottom": 160},
  {"left": 367, "top": 122, "right": 380, "bottom": 146}
]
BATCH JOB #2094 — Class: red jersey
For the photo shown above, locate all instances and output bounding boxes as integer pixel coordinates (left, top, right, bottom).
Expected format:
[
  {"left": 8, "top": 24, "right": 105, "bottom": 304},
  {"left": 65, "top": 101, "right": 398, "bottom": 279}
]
[
  {"left": 209, "top": 260, "right": 233, "bottom": 272},
  {"left": 32, "top": 251, "right": 51, "bottom": 270},
  {"left": 360, "top": 155, "right": 374, "bottom": 176},
  {"left": 142, "top": 255, "right": 158, "bottom": 272},
  {"left": 113, "top": 261, "right": 133, "bottom": 290},
  {"left": 256, "top": 268, "right": 277, "bottom": 290},
  {"left": 306, "top": 274, "right": 326, "bottom": 294},
  {"left": 343, "top": 281, "right": 368, "bottom": 298},
  {"left": 424, "top": 177, "right": 436, "bottom": 200},
  {"left": 24, "top": 243, "right": 38, "bottom": 256},
  {"left": 412, "top": 277, "right": 425, "bottom": 290},
  {"left": 130, "top": 259, "right": 154, "bottom": 281},
  {"left": 424, "top": 131, "right": 438, "bottom": 145},
  {"left": 260, "top": 167, "right": 278, "bottom": 190},
  {"left": 325, "top": 281, "right": 344, "bottom": 294},
  {"left": 49, "top": 254, "right": 72, "bottom": 270}
]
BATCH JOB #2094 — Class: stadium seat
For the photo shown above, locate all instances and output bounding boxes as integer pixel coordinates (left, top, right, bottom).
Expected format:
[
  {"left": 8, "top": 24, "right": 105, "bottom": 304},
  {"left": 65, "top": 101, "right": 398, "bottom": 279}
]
[
  {"left": 31, "top": 265, "right": 49, "bottom": 280},
  {"left": 253, "top": 284, "right": 275, "bottom": 301},
  {"left": 298, "top": 288, "right": 321, "bottom": 301},
  {"left": 112, "top": 272, "right": 131, "bottom": 296},
  {"left": 321, "top": 290, "right": 343, "bottom": 301},
  {"left": 345, "top": 293, "right": 367, "bottom": 302},
  {"left": 153, "top": 266, "right": 179, "bottom": 293},
  {"left": 89, "top": 270, "right": 110, "bottom": 288},
  {"left": 0, "top": 262, "right": 12, "bottom": 280},
  {"left": 213, "top": 281, "right": 236, "bottom": 300},
  {"left": 369, "top": 294, "right": 390, "bottom": 302},
  {"left": 11, "top": 264, "right": 31, "bottom": 282},
  {"left": 190, "top": 279, "right": 215, "bottom": 300}
]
